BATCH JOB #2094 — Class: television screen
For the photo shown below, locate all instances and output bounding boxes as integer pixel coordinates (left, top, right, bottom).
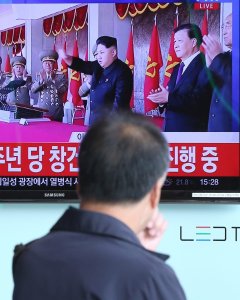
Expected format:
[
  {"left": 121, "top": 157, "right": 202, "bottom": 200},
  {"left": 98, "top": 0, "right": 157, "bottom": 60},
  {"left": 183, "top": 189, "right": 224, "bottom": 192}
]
[{"left": 0, "top": 0, "right": 239, "bottom": 202}]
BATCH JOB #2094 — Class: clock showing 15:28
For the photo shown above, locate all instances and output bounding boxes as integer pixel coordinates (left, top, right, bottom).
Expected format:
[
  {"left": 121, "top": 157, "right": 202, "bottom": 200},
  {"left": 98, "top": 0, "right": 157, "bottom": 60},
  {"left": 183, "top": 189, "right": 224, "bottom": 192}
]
[{"left": 200, "top": 179, "right": 219, "bottom": 186}]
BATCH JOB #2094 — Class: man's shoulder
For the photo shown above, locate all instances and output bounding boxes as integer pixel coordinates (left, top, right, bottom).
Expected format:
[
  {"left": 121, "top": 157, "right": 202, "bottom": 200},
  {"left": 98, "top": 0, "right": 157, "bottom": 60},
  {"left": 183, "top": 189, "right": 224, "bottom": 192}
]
[
  {"left": 213, "top": 51, "right": 231, "bottom": 64},
  {"left": 25, "top": 75, "right": 32, "bottom": 82},
  {"left": 209, "top": 51, "right": 232, "bottom": 73},
  {"left": 123, "top": 249, "right": 186, "bottom": 299},
  {"left": 53, "top": 72, "right": 68, "bottom": 82},
  {"left": 191, "top": 53, "right": 206, "bottom": 67},
  {"left": 116, "top": 58, "right": 131, "bottom": 69},
  {"left": 55, "top": 71, "right": 66, "bottom": 77},
  {"left": 112, "top": 59, "right": 133, "bottom": 78}
]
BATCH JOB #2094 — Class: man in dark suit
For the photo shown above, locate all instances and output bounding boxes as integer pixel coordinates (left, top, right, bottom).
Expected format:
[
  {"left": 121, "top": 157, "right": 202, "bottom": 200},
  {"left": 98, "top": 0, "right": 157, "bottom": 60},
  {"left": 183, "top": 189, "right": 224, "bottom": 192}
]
[
  {"left": 13, "top": 113, "right": 186, "bottom": 300},
  {"left": 148, "top": 23, "right": 212, "bottom": 132},
  {"left": 203, "top": 13, "right": 238, "bottom": 131},
  {"left": 58, "top": 36, "right": 133, "bottom": 125}
]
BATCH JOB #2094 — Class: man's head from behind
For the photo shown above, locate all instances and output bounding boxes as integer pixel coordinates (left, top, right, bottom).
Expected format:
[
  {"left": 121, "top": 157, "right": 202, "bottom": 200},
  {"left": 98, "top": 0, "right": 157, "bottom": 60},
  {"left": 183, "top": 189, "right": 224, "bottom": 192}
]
[
  {"left": 95, "top": 36, "right": 118, "bottom": 68},
  {"left": 78, "top": 112, "right": 169, "bottom": 212},
  {"left": 174, "top": 23, "right": 202, "bottom": 60}
]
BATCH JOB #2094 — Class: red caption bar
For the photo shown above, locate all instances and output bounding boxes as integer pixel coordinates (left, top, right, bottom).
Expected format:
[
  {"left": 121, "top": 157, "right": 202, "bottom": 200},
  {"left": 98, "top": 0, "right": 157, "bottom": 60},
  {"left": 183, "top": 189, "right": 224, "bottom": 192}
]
[{"left": 0, "top": 143, "right": 239, "bottom": 177}]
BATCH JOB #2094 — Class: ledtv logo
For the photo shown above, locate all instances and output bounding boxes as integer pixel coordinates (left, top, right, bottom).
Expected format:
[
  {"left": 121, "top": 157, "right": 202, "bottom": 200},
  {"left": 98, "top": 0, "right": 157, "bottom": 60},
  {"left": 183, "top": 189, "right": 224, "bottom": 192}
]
[{"left": 180, "top": 226, "right": 240, "bottom": 242}]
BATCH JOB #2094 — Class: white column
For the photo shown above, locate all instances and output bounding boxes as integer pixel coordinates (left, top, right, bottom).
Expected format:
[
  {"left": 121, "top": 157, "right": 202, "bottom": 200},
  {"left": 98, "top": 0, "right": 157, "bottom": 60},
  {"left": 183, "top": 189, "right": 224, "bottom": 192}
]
[
  {"left": 88, "top": 3, "right": 130, "bottom": 61},
  {"left": 25, "top": 19, "right": 43, "bottom": 77}
]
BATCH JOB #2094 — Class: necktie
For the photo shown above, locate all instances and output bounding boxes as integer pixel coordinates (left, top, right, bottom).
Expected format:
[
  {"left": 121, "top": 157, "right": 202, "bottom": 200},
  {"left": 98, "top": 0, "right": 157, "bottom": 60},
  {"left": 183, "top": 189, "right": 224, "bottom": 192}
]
[{"left": 175, "top": 62, "right": 185, "bottom": 85}]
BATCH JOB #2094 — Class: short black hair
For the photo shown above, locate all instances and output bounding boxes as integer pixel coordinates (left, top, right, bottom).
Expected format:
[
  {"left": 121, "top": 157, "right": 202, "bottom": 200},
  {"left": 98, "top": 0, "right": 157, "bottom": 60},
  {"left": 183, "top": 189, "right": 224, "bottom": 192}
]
[
  {"left": 78, "top": 112, "right": 169, "bottom": 204},
  {"left": 96, "top": 36, "right": 117, "bottom": 49},
  {"left": 174, "top": 23, "right": 203, "bottom": 47}
]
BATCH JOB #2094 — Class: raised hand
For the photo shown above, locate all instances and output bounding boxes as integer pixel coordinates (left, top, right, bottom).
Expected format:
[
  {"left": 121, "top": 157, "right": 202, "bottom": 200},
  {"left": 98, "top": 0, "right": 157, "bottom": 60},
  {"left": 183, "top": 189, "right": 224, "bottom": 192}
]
[
  {"left": 138, "top": 208, "right": 168, "bottom": 251},
  {"left": 57, "top": 48, "right": 73, "bottom": 66},
  {"left": 202, "top": 35, "right": 222, "bottom": 65},
  {"left": 22, "top": 69, "right": 28, "bottom": 81}
]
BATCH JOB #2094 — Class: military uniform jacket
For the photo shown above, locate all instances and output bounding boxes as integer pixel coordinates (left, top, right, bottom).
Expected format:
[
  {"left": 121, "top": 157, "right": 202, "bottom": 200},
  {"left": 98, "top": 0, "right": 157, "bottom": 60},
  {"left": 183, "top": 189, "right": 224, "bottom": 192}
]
[
  {"left": 70, "top": 58, "right": 133, "bottom": 125},
  {"left": 0, "top": 72, "right": 10, "bottom": 102},
  {"left": 13, "top": 207, "right": 186, "bottom": 300},
  {"left": 0, "top": 71, "right": 7, "bottom": 88},
  {"left": 31, "top": 72, "right": 68, "bottom": 121},
  {"left": 5, "top": 76, "right": 32, "bottom": 106}
]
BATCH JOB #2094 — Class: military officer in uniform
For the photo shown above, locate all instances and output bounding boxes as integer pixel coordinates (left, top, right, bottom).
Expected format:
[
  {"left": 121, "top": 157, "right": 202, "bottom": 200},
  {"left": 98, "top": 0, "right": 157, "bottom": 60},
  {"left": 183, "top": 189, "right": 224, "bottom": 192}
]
[
  {"left": 0, "top": 56, "right": 5, "bottom": 90},
  {"left": 31, "top": 50, "right": 68, "bottom": 121},
  {"left": 0, "top": 56, "right": 5, "bottom": 103},
  {"left": 58, "top": 36, "right": 133, "bottom": 125},
  {"left": 0, "top": 56, "right": 3, "bottom": 86},
  {"left": 0, "top": 56, "right": 11, "bottom": 103},
  {"left": 5, "top": 56, "right": 32, "bottom": 106},
  {"left": 0, "top": 56, "right": 8, "bottom": 89}
]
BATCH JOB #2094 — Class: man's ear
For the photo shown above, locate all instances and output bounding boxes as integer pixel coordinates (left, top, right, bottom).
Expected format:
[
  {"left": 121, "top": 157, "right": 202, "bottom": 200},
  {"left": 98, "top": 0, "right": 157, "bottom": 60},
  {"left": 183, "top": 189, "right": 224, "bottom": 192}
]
[
  {"left": 149, "top": 176, "right": 166, "bottom": 209},
  {"left": 112, "top": 48, "right": 117, "bottom": 57},
  {"left": 192, "top": 38, "right": 197, "bottom": 48}
]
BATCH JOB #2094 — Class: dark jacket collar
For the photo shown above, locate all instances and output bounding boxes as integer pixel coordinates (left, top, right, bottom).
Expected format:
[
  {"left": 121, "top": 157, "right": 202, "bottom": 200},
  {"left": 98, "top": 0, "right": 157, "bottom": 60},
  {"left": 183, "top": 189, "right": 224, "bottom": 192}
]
[
  {"left": 103, "top": 58, "right": 119, "bottom": 76},
  {"left": 50, "top": 206, "right": 140, "bottom": 245},
  {"left": 50, "top": 206, "right": 169, "bottom": 261}
]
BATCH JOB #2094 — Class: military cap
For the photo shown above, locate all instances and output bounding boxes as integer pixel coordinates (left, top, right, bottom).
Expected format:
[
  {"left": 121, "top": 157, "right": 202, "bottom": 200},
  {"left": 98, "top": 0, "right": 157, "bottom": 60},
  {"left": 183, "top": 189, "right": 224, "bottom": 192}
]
[
  {"left": 0, "top": 56, "right": 2, "bottom": 64},
  {"left": 96, "top": 36, "right": 117, "bottom": 48},
  {"left": 39, "top": 50, "right": 59, "bottom": 62},
  {"left": 10, "top": 56, "right": 26, "bottom": 67}
]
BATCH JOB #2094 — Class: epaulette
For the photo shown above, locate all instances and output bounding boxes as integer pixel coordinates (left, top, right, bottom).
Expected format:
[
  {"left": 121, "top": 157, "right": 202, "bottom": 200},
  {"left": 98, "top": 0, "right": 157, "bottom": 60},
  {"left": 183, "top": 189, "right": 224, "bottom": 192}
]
[{"left": 55, "top": 70, "right": 64, "bottom": 75}]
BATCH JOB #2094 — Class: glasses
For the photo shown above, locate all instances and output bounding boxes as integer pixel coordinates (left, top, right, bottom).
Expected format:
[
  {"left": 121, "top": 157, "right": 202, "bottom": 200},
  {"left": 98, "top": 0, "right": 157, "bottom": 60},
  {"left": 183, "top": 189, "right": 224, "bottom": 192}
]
[{"left": 221, "top": 24, "right": 232, "bottom": 30}]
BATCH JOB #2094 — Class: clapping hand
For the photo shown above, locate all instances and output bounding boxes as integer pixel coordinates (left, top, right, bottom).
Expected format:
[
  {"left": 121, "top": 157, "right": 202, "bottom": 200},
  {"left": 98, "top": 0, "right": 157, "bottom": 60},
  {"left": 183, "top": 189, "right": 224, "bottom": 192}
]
[
  {"left": 202, "top": 35, "right": 222, "bottom": 67},
  {"left": 10, "top": 69, "right": 16, "bottom": 81},
  {"left": 22, "top": 69, "right": 28, "bottom": 81},
  {"left": 40, "top": 70, "right": 46, "bottom": 83},
  {"left": 147, "top": 84, "right": 169, "bottom": 104}
]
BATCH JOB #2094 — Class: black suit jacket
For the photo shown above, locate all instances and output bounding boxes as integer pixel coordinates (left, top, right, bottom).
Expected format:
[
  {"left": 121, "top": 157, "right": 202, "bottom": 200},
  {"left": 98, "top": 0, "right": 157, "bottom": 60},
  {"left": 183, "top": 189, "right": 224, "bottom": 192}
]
[
  {"left": 70, "top": 58, "right": 133, "bottom": 125},
  {"left": 13, "top": 207, "right": 186, "bottom": 300},
  {"left": 207, "top": 52, "right": 236, "bottom": 131},
  {"left": 165, "top": 53, "right": 212, "bottom": 132}
]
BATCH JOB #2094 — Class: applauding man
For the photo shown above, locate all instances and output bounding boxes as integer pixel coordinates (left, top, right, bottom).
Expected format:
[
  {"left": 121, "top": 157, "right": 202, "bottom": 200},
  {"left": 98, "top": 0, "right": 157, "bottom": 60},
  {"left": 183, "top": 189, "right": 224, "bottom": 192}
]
[
  {"left": 31, "top": 50, "right": 68, "bottom": 121},
  {"left": 5, "top": 56, "right": 32, "bottom": 106},
  {"left": 202, "top": 13, "right": 237, "bottom": 131},
  {"left": 148, "top": 24, "right": 212, "bottom": 132}
]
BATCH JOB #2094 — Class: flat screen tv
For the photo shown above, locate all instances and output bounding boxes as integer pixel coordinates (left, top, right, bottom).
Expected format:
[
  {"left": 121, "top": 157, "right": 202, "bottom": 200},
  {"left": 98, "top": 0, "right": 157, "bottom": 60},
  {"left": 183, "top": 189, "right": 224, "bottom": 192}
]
[{"left": 0, "top": 0, "right": 239, "bottom": 203}]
